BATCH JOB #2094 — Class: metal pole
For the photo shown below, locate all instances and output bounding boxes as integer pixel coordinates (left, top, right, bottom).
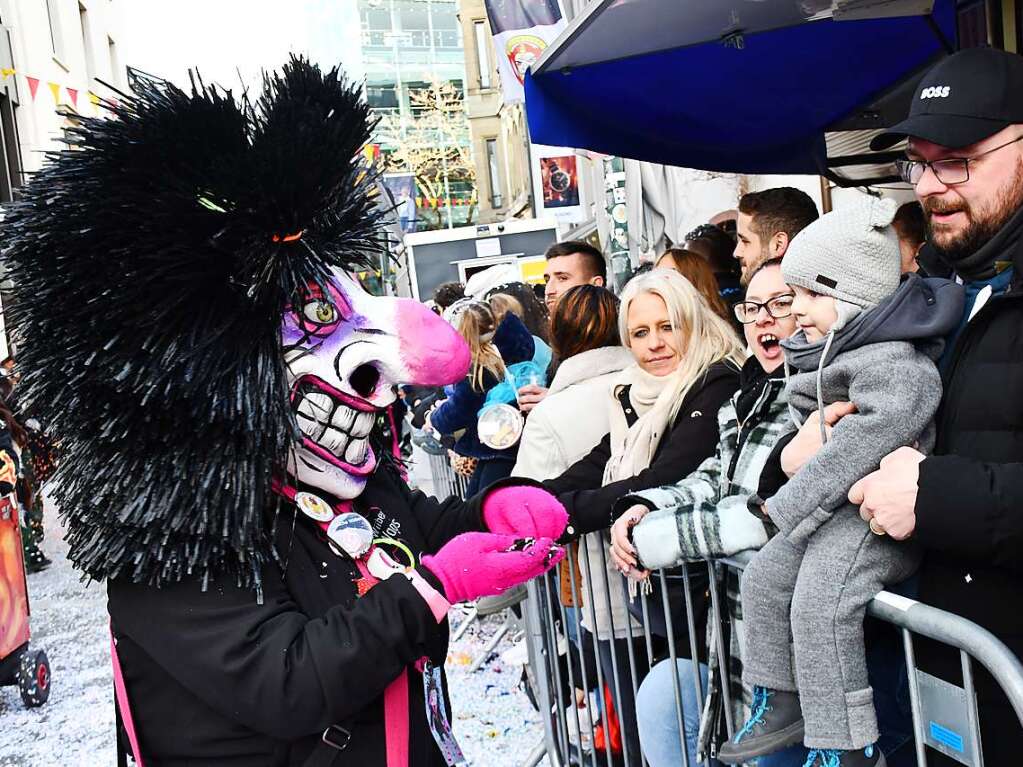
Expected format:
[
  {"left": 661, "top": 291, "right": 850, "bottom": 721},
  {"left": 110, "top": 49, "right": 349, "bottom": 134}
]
[
  {"left": 961, "top": 651, "right": 985, "bottom": 767},
  {"left": 901, "top": 628, "right": 928, "bottom": 767},
  {"left": 659, "top": 568, "right": 691, "bottom": 767}
]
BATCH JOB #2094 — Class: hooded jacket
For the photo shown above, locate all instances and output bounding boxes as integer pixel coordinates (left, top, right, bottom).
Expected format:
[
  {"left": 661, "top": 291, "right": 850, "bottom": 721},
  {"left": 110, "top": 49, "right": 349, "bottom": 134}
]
[{"left": 766, "top": 274, "right": 964, "bottom": 542}]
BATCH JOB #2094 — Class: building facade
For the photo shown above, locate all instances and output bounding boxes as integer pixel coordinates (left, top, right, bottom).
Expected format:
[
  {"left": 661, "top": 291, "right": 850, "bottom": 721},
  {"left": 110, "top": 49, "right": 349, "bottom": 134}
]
[
  {"left": 357, "top": 0, "right": 476, "bottom": 229},
  {"left": 0, "top": 0, "right": 126, "bottom": 196},
  {"left": 457, "top": 0, "right": 532, "bottom": 223}
]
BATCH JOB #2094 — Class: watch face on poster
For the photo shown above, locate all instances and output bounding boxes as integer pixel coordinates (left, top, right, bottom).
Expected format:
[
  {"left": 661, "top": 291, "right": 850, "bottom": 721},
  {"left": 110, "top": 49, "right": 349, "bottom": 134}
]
[{"left": 539, "top": 155, "right": 580, "bottom": 209}]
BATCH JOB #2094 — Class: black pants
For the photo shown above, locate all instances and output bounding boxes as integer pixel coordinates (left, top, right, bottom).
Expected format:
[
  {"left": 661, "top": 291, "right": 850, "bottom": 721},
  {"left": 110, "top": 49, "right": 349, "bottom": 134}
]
[{"left": 465, "top": 457, "right": 516, "bottom": 497}]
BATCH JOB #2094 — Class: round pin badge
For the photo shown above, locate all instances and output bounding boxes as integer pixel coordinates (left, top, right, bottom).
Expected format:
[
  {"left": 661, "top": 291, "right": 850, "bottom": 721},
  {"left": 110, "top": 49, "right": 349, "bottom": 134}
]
[
  {"left": 327, "top": 512, "right": 375, "bottom": 559},
  {"left": 295, "top": 491, "right": 335, "bottom": 523}
]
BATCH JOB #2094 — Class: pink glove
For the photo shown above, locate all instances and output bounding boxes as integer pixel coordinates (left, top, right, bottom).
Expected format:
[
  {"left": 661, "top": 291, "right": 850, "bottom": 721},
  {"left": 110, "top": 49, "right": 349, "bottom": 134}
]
[
  {"left": 421, "top": 532, "right": 565, "bottom": 604},
  {"left": 482, "top": 486, "right": 568, "bottom": 541}
]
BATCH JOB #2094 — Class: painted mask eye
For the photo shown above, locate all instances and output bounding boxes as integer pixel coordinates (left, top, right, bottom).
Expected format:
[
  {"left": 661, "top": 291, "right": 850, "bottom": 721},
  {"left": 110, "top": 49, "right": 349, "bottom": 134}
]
[{"left": 303, "top": 299, "right": 337, "bottom": 325}]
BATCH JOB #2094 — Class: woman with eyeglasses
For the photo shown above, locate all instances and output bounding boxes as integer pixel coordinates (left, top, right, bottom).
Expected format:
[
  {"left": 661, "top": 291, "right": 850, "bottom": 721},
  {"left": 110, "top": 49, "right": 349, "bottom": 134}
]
[{"left": 607, "top": 258, "right": 806, "bottom": 767}]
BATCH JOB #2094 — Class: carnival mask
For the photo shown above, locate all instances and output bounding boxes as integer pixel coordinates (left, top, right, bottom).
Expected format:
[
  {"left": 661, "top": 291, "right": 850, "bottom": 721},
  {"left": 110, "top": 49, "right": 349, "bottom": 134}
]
[{"left": 283, "top": 269, "right": 469, "bottom": 500}]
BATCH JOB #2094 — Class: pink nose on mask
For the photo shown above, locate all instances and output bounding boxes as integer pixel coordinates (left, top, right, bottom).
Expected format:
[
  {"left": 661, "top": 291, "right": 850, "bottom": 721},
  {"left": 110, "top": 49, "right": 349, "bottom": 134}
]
[{"left": 396, "top": 299, "right": 470, "bottom": 386}]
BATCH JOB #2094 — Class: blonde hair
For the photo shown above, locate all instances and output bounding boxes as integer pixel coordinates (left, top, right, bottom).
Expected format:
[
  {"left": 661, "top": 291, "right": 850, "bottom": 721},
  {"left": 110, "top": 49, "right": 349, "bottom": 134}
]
[
  {"left": 488, "top": 293, "right": 524, "bottom": 326},
  {"left": 619, "top": 268, "right": 745, "bottom": 419},
  {"left": 457, "top": 302, "right": 506, "bottom": 391}
]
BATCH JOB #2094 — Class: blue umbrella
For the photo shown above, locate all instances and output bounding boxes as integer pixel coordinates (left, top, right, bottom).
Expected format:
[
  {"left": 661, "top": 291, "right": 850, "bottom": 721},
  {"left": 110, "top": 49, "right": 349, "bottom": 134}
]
[{"left": 525, "top": 0, "right": 958, "bottom": 180}]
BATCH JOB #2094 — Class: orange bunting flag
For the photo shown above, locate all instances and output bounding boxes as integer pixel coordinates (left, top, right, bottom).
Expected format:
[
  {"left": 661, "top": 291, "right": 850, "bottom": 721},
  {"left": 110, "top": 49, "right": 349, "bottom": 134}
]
[
  {"left": 66, "top": 87, "right": 78, "bottom": 108},
  {"left": 48, "top": 81, "right": 60, "bottom": 103},
  {"left": 25, "top": 76, "right": 40, "bottom": 100}
]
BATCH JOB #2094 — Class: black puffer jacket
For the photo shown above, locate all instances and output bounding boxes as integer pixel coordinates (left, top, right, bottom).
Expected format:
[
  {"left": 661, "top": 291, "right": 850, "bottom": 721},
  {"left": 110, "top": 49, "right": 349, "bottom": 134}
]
[
  {"left": 108, "top": 460, "right": 487, "bottom": 767},
  {"left": 913, "top": 209, "right": 1023, "bottom": 764}
]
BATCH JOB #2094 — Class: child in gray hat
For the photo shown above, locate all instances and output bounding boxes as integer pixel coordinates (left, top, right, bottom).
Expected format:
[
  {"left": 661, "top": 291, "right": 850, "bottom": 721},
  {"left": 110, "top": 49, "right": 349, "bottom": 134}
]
[{"left": 717, "top": 195, "right": 964, "bottom": 767}]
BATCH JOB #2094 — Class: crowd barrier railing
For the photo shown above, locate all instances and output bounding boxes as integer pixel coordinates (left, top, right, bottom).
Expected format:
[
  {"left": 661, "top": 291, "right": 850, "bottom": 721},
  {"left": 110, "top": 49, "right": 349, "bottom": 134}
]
[{"left": 520, "top": 538, "right": 1023, "bottom": 767}]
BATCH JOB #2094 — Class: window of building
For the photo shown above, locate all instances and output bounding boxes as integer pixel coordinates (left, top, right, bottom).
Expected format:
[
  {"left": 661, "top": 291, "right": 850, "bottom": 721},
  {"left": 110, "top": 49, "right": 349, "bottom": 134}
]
[
  {"left": 79, "top": 2, "right": 95, "bottom": 83},
  {"left": 399, "top": 2, "right": 429, "bottom": 31},
  {"left": 0, "top": 92, "right": 22, "bottom": 202},
  {"left": 45, "top": 0, "right": 66, "bottom": 62},
  {"left": 485, "top": 138, "right": 503, "bottom": 209},
  {"left": 474, "top": 20, "right": 491, "bottom": 89},
  {"left": 108, "top": 36, "right": 120, "bottom": 85},
  {"left": 367, "top": 84, "right": 399, "bottom": 111}
]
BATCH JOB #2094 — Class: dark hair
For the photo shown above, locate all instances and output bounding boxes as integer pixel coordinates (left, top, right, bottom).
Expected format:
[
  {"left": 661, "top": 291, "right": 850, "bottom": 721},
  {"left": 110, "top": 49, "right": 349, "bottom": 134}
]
[
  {"left": 656, "top": 249, "right": 732, "bottom": 323},
  {"left": 685, "top": 224, "right": 739, "bottom": 277},
  {"left": 550, "top": 285, "right": 620, "bottom": 362},
  {"left": 892, "top": 201, "right": 926, "bottom": 248},
  {"left": 485, "top": 282, "right": 551, "bottom": 342},
  {"left": 432, "top": 281, "right": 466, "bottom": 310},
  {"left": 738, "top": 187, "right": 819, "bottom": 245},
  {"left": 544, "top": 240, "right": 607, "bottom": 281}
]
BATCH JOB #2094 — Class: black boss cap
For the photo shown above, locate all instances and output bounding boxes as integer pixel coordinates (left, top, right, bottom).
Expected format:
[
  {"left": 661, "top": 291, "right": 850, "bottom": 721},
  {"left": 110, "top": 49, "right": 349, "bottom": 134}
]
[{"left": 871, "top": 48, "right": 1023, "bottom": 151}]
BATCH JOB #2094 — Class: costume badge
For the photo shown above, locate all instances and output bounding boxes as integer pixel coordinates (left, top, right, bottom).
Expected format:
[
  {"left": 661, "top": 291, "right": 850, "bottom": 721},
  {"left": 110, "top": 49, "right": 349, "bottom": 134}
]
[
  {"left": 295, "top": 491, "right": 335, "bottom": 523},
  {"left": 327, "top": 512, "right": 374, "bottom": 559}
]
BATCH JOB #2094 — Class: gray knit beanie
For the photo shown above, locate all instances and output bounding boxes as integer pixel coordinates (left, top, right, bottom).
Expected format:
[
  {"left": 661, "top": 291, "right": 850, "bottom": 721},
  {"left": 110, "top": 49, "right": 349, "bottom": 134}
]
[{"left": 781, "top": 195, "right": 901, "bottom": 309}]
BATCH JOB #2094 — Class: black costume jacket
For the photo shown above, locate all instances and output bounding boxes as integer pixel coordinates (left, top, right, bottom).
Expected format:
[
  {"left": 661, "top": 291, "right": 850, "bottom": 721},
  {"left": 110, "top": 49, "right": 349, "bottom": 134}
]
[{"left": 108, "top": 461, "right": 487, "bottom": 766}]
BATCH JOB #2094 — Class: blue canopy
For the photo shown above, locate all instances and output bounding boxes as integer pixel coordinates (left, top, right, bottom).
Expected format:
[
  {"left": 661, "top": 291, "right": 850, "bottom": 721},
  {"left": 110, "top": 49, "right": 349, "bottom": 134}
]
[{"left": 525, "top": 0, "right": 958, "bottom": 176}]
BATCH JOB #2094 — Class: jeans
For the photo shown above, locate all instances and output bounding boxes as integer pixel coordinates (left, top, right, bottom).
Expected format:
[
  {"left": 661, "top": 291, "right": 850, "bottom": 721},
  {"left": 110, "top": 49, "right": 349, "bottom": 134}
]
[{"left": 636, "top": 659, "right": 710, "bottom": 767}]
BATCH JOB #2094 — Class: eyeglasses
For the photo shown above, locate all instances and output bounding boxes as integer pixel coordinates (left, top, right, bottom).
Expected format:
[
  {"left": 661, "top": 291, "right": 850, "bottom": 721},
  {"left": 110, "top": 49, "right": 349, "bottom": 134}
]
[
  {"left": 895, "top": 134, "right": 1023, "bottom": 186},
  {"left": 733, "top": 294, "right": 794, "bottom": 324}
]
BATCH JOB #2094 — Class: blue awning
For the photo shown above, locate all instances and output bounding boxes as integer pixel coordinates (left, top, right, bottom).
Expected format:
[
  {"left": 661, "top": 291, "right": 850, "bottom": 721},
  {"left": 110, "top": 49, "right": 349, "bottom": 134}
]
[{"left": 525, "top": 0, "right": 958, "bottom": 177}]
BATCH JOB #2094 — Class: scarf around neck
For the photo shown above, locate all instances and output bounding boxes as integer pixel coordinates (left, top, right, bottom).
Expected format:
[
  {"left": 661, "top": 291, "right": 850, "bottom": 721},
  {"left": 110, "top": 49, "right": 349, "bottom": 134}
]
[{"left": 602, "top": 364, "right": 679, "bottom": 485}]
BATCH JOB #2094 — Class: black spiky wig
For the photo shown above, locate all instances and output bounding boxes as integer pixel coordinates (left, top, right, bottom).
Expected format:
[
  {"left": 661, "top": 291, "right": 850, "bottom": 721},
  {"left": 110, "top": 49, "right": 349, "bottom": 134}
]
[{"left": 2, "top": 57, "right": 382, "bottom": 591}]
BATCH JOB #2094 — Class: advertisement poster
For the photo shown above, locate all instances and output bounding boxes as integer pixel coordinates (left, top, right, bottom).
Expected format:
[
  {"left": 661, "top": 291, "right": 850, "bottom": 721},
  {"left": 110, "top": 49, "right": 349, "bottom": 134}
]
[
  {"left": 381, "top": 173, "right": 418, "bottom": 234},
  {"left": 540, "top": 155, "right": 579, "bottom": 209},
  {"left": 531, "top": 144, "right": 585, "bottom": 223}
]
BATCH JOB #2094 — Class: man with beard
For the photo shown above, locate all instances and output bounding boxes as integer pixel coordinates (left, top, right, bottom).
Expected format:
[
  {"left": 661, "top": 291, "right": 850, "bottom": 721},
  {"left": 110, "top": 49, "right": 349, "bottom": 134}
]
[
  {"left": 734, "top": 188, "right": 819, "bottom": 284},
  {"left": 782, "top": 47, "right": 1023, "bottom": 763}
]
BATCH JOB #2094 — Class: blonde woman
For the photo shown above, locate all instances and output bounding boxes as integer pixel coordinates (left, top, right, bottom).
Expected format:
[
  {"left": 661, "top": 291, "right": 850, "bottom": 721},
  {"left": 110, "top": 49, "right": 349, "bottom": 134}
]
[{"left": 540, "top": 268, "right": 744, "bottom": 761}]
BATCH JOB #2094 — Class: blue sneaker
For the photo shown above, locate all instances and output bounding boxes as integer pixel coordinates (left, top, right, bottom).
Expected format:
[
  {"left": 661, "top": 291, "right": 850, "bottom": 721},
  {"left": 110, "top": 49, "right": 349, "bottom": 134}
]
[
  {"left": 716, "top": 686, "right": 805, "bottom": 764},
  {"left": 801, "top": 744, "right": 886, "bottom": 767}
]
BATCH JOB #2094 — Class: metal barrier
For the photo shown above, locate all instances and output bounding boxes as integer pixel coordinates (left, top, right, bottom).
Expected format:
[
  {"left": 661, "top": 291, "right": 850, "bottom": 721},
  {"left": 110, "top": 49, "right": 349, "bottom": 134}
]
[
  {"left": 421, "top": 449, "right": 470, "bottom": 500},
  {"left": 520, "top": 539, "right": 1023, "bottom": 767}
]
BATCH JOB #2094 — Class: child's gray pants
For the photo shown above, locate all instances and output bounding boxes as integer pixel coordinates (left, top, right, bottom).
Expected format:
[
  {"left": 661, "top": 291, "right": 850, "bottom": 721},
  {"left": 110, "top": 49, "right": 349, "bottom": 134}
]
[{"left": 740, "top": 509, "right": 920, "bottom": 749}]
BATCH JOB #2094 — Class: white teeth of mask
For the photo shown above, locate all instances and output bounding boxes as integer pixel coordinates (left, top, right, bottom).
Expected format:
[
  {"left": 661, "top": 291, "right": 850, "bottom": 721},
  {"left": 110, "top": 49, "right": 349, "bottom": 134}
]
[
  {"left": 345, "top": 438, "right": 368, "bottom": 465},
  {"left": 320, "top": 427, "right": 350, "bottom": 455},
  {"left": 353, "top": 411, "right": 375, "bottom": 438},
  {"left": 306, "top": 392, "right": 333, "bottom": 418},
  {"left": 331, "top": 406, "right": 357, "bottom": 431},
  {"left": 296, "top": 400, "right": 328, "bottom": 440}
]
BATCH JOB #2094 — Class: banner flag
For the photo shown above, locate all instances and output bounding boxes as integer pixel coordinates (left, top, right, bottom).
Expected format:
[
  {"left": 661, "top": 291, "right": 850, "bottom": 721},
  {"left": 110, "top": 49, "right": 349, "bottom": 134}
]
[
  {"left": 484, "top": 0, "right": 565, "bottom": 103},
  {"left": 26, "top": 76, "right": 40, "bottom": 100},
  {"left": 48, "top": 82, "right": 61, "bottom": 103},
  {"left": 67, "top": 87, "right": 79, "bottom": 108}
]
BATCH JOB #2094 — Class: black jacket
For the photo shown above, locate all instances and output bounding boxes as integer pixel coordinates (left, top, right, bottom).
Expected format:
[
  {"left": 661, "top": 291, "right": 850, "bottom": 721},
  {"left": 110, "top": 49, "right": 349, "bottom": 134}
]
[
  {"left": 912, "top": 219, "right": 1023, "bottom": 762},
  {"left": 542, "top": 361, "right": 739, "bottom": 536},
  {"left": 108, "top": 461, "right": 487, "bottom": 767}
]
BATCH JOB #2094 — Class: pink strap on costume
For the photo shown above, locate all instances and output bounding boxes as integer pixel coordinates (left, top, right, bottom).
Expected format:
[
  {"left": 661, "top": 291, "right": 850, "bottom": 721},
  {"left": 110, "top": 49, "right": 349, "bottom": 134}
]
[
  {"left": 354, "top": 557, "right": 410, "bottom": 767},
  {"left": 110, "top": 624, "right": 145, "bottom": 767}
]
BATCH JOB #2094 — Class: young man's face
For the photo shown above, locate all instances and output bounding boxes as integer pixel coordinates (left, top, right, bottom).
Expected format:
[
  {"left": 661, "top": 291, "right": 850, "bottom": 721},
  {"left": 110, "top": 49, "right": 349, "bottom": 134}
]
[
  {"left": 910, "top": 125, "right": 1023, "bottom": 263},
  {"left": 543, "top": 253, "right": 604, "bottom": 310},
  {"left": 790, "top": 284, "right": 838, "bottom": 343}
]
